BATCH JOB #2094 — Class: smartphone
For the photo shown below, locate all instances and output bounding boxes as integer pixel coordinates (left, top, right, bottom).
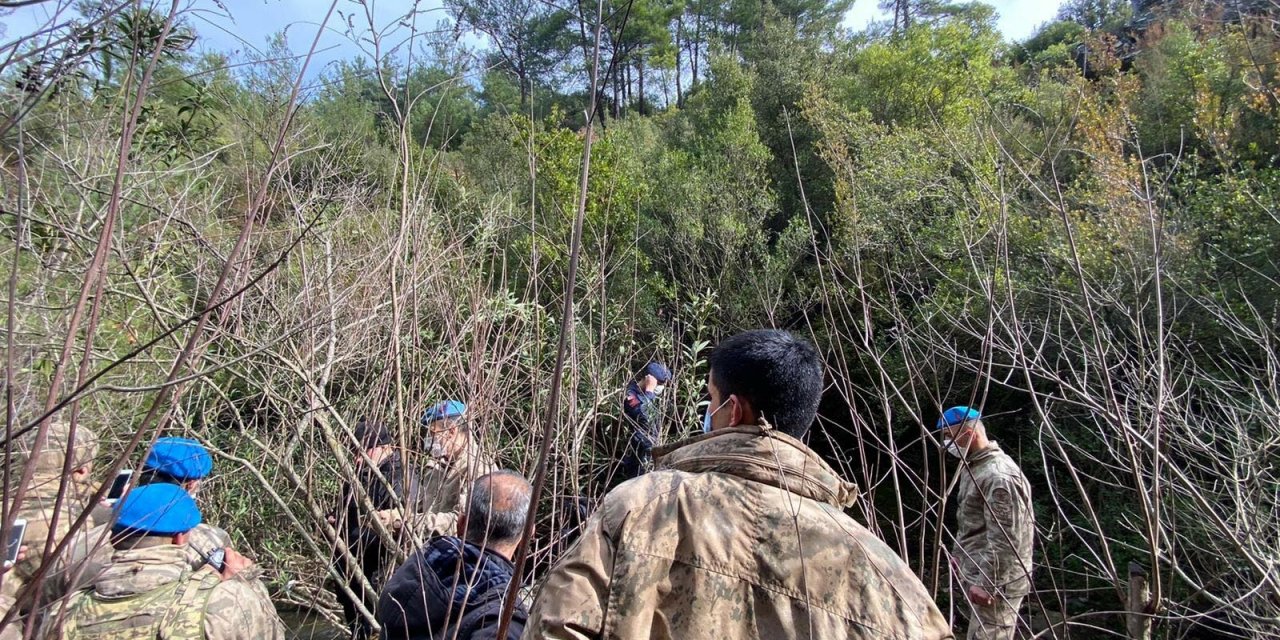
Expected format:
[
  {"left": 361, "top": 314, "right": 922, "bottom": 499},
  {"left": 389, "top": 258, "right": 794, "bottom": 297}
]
[
  {"left": 5, "top": 518, "right": 26, "bottom": 568},
  {"left": 105, "top": 469, "right": 133, "bottom": 504}
]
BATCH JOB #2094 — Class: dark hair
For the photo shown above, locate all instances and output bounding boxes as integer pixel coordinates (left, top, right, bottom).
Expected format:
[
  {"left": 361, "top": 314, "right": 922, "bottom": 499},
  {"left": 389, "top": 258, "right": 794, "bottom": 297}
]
[
  {"left": 353, "top": 419, "right": 393, "bottom": 449},
  {"left": 464, "top": 470, "right": 531, "bottom": 547},
  {"left": 137, "top": 469, "right": 183, "bottom": 487},
  {"left": 709, "top": 330, "right": 824, "bottom": 438}
]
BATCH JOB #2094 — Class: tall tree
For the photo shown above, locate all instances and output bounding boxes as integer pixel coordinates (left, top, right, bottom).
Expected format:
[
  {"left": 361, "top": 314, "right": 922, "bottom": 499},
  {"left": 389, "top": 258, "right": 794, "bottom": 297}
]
[{"left": 445, "top": 0, "right": 573, "bottom": 105}]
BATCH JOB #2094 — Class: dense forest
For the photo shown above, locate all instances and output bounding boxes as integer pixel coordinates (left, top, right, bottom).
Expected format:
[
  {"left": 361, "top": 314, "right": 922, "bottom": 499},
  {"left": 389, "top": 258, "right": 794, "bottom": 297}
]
[{"left": 2, "top": 0, "right": 1279, "bottom": 637}]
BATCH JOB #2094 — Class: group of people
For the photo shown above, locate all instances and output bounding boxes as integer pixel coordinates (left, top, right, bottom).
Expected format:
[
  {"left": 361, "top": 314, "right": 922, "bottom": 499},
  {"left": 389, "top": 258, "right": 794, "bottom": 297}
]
[
  {"left": 0, "top": 328, "right": 1035, "bottom": 640},
  {"left": 0, "top": 428, "right": 283, "bottom": 639},
  {"left": 605, "top": 332, "right": 1034, "bottom": 640}
]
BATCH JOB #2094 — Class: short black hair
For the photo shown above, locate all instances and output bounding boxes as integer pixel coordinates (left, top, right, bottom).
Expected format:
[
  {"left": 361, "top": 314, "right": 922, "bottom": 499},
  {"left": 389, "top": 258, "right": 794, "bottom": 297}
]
[
  {"left": 137, "top": 469, "right": 183, "bottom": 487},
  {"left": 709, "top": 330, "right": 824, "bottom": 438},
  {"left": 353, "top": 419, "right": 393, "bottom": 449}
]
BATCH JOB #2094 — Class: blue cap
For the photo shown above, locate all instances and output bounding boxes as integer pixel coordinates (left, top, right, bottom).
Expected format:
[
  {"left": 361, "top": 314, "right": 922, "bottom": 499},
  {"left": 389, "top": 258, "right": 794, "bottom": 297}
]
[
  {"left": 937, "top": 406, "right": 981, "bottom": 430},
  {"left": 644, "top": 362, "right": 671, "bottom": 383},
  {"left": 144, "top": 437, "right": 213, "bottom": 481},
  {"left": 421, "top": 400, "right": 467, "bottom": 425},
  {"left": 112, "top": 483, "right": 201, "bottom": 536}
]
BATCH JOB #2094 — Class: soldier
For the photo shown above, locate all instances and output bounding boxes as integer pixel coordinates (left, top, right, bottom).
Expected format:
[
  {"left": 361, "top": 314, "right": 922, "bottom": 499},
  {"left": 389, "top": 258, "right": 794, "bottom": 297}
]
[
  {"left": 617, "top": 362, "right": 670, "bottom": 480},
  {"left": 376, "top": 401, "right": 496, "bottom": 536},
  {"left": 48, "top": 483, "right": 285, "bottom": 639},
  {"left": 523, "top": 330, "right": 953, "bottom": 640},
  {"left": 377, "top": 470, "right": 531, "bottom": 640},
  {"left": 137, "top": 437, "right": 235, "bottom": 568},
  {"left": 936, "top": 406, "right": 1035, "bottom": 640},
  {"left": 0, "top": 421, "right": 111, "bottom": 640}
]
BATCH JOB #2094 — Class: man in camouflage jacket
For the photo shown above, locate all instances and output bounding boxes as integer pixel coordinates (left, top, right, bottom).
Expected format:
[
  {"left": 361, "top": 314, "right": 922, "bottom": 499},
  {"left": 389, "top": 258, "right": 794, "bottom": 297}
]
[
  {"left": 0, "top": 421, "right": 112, "bottom": 640},
  {"left": 48, "top": 483, "right": 284, "bottom": 640},
  {"left": 524, "top": 330, "right": 953, "bottom": 640},
  {"left": 936, "top": 407, "right": 1035, "bottom": 640}
]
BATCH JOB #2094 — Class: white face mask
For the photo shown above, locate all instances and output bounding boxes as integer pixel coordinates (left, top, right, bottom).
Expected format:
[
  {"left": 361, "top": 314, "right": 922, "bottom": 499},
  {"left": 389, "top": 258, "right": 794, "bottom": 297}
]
[
  {"left": 653, "top": 385, "right": 666, "bottom": 395},
  {"left": 943, "top": 437, "right": 964, "bottom": 459}
]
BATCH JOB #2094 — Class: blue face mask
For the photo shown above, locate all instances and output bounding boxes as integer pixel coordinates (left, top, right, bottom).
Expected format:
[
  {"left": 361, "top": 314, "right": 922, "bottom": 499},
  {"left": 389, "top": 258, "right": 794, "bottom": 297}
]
[{"left": 703, "top": 400, "right": 728, "bottom": 434}]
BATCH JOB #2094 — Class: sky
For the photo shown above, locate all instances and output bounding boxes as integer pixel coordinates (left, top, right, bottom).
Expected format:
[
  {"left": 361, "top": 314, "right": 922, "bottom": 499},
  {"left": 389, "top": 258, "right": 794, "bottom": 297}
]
[{"left": 1, "top": 0, "right": 1065, "bottom": 80}]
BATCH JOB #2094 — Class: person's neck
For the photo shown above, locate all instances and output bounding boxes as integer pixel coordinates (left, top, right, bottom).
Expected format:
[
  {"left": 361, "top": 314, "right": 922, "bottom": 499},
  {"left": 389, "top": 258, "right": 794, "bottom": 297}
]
[
  {"left": 963, "top": 434, "right": 993, "bottom": 459},
  {"left": 489, "top": 541, "right": 519, "bottom": 561}
]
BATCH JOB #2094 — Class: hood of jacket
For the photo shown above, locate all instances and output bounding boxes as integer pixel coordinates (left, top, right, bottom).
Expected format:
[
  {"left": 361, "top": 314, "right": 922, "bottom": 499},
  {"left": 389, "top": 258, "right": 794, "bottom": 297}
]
[{"left": 654, "top": 424, "right": 859, "bottom": 509}]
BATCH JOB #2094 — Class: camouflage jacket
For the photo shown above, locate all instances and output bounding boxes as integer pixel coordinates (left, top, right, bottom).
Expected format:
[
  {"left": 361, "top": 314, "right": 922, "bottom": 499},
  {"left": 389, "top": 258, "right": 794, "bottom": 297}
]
[
  {"left": 522, "top": 425, "right": 954, "bottom": 640},
  {"left": 48, "top": 540, "right": 285, "bottom": 640},
  {"left": 952, "top": 443, "right": 1035, "bottom": 597},
  {"left": 0, "top": 473, "right": 112, "bottom": 639}
]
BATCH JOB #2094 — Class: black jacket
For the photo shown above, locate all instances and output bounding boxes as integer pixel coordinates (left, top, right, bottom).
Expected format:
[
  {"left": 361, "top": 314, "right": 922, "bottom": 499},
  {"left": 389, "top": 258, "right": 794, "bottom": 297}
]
[
  {"left": 623, "top": 381, "right": 660, "bottom": 451},
  {"left": 334, "top": 453, "right": 428, "bottom": 579},
  {"left": 377, "top": 536, "right": 527, "bottom": 640}
]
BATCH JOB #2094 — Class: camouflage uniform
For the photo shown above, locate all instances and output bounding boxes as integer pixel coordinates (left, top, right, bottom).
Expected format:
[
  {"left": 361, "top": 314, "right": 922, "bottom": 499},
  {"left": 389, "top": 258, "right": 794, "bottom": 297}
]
[
  {"left": 94, "top": 504, "right": 233, "bottom": 571},
  {"left": 523, "top": 425, "right": 954, "bottom": 640},
  {"left": 952, "top": 443, "right": 1034, "bottom": 640},
  {"left": 0, "top": 422, "right": 110, "bottom": 640},
  {"left": 49, "top": 538, "right": 284, "bottom": 639}
]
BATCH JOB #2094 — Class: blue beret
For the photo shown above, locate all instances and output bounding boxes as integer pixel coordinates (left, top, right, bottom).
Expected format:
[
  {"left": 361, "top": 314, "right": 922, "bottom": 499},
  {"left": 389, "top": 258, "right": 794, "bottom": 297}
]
[
  {"left": 112, "top": 483, "right": 201, "bottom": 536},
  {"left": 421, "top": 400, "right": 467, "bottom": 425},
  {"left": 644, "top": 362, "right": 671, "bottom": 383},
  {"left": 144, "top": 437, "right": 213, "bottom": 481},
  {"left": 937, "top": 406, "right": 981, "bottom": 430}
]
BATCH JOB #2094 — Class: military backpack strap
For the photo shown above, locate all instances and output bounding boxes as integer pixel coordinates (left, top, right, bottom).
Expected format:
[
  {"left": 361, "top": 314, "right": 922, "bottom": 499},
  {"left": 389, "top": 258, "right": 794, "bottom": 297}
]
[
  {"left": 58, "top": 576, "right": 187, "bottom": 640},
  {"left": 156, "top": 567, "right": 222, "bottom": 640}
]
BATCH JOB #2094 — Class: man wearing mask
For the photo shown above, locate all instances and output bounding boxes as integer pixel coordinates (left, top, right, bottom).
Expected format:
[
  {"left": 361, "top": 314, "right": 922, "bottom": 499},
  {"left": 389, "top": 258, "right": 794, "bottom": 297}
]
[
  {"left": 367, "top": 402, "right": 496, "bottom": 540},
  {"left": 936, "top": 406, "right": 1035, "bottom": 640},
  {"left": 618, "top": 361, "right": 670, "bottom": 480},
  {"left": 524, "top": 330, "right": 952, "bottom": 639}
]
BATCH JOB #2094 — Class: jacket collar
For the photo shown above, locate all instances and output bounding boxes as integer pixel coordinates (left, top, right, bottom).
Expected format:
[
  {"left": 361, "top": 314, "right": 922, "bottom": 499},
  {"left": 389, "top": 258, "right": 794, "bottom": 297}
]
[
  {"left": 94, "top": 543, "right": 191, "bottom": 597},
  {"left": 963, "top": 441, "right": 1004, "bottom": 468},
  {"left": 654, "top": 425, "right": 859, "bottom": 509}
]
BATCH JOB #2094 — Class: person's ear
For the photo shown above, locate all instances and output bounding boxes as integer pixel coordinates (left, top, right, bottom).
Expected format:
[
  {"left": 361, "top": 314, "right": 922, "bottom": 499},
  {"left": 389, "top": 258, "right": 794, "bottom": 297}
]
[
  {"left": 728, "top": 394, "right": 744, "bottom": 428},
  {"left": 71, "top": 465, "right": 91, "bottom": 482},
  {"left": 455, "top": 510, "right": 467, "bottom": 538},
  {"left": 172, "top": 532, "right": 188, "bottom": 546}
]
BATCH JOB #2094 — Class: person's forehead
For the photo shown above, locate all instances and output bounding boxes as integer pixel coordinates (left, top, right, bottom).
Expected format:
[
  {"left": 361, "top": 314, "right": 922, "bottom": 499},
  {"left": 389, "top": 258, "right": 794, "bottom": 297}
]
[{"left": 427, "top": 417, "right": 461, "bottom": 431}]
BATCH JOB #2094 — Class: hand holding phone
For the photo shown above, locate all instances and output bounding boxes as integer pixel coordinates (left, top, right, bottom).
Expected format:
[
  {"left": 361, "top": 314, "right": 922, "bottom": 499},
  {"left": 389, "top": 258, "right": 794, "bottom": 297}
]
[
  {"left": 105, "top": 469, "right": 133, "bottom": 505},
  {"left": 5, "top": 519, "right": 27, "bottom": 569}
]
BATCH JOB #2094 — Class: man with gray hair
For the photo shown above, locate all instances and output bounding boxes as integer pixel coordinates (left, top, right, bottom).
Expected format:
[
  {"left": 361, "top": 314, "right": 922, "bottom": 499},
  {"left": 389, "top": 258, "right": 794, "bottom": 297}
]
[{"left": 377, "top": 470, "right": 531, "bottom": 640}]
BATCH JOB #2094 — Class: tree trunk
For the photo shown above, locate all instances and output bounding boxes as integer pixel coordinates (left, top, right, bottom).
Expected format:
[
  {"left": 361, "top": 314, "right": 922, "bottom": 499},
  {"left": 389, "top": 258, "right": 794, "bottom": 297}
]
[
  {"left": 1127, "top": 563, "right": 1152, "bottom": 640},
  {"left": 675, "top": 17, "right": 684, "bottom": 106},
  {"left": 637, "top": 57, "right": 646, "bottom": 115},
  {"left": 692, "top": 11, "right": 702, "bottom": 87}
]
